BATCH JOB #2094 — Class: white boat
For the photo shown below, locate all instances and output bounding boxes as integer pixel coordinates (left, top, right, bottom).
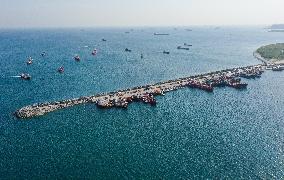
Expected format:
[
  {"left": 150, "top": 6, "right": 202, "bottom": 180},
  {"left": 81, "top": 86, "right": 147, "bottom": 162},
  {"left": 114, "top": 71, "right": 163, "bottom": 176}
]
[
  {"left": 91, "top": 49, "right": 97, "bottom": 56},
  {"left": 26, "top": 57, "right": 33, "bottom": 65},
  {"left": 20, "top": 73, "right": 31, "bottom": 80}
]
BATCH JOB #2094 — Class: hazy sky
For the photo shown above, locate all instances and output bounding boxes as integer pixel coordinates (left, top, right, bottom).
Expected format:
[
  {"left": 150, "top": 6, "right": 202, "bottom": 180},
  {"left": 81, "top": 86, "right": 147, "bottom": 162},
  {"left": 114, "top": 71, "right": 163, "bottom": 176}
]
[{"left": 0, "top": 0, "right": 283, "bottom": 28}]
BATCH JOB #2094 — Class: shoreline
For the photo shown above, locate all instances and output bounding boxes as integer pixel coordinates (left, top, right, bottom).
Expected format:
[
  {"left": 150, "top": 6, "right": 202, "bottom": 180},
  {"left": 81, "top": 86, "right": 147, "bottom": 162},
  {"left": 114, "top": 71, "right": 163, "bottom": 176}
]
[
  {"left": 15, "top": 64, "right": 266, "bottom": 119},
  {"left": 253, "top": 52, "right": 268, "bottom": 65},
  {"left": 255, "top": 43, "right": 284, "bottom": 65},
  {"left": 253, "top": 51, "right": 284, "bottom": 65}
]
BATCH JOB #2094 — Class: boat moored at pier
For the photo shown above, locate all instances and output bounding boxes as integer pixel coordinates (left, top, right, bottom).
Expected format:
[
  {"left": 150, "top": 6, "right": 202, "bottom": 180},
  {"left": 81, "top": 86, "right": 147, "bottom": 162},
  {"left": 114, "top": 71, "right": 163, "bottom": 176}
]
[{"left": 272, "top": 65, "right": 284, "bottom": 71}]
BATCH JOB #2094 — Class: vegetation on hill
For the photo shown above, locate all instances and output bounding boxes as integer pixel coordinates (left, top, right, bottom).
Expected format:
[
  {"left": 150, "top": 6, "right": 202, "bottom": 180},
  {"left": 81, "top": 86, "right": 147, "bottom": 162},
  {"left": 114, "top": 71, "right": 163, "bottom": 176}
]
[{"left": 256, "top": 43, "right": 284, "bottom": 61}]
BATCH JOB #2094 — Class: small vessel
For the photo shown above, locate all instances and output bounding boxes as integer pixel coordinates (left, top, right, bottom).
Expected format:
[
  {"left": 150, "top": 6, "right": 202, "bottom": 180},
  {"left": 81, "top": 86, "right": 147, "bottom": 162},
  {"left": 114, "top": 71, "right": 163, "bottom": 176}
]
[
  {"left": 125, "top": 48, "right": 132, "bottom": 52},
  {"left": 272, "top": 65, "right": 284, "bottom": 71},
  {"left": 141, "top": 54, "right": 144, "bottom": 59},
  {"left": 184, "top": 43, "right": 192, "bottom": 47},
  {"left": 185, "top": 29, "right": 193, "bottom": 31},
  {"left": 91, "top": 49, "right": 97, "bottom": 56},
  {"left": 26, "top": 57, "right": 33, "bottom": 65},
  {"left": 163, "top": 51, "right": 170, "bottom": 54},
  {"left": 154, "top": 33, "right": 169, "bottom": 35},
  {"left": 102, "top": 38, "right": 107, "bottom": 42},
  {"left": 177, "top": 46, "right": 189, "bottom": 50},
  {"left": 125, "top": 31, "right": 130, "bottom": 34},
  {"left": 41, "top": 52, "right": 46, "bottom": 57},
  {"left": 268, "top": 29, "right": 284, "bottom": 32},
  {"left": 265, "top": 64, "right": 276, "bottom": 70},
  {"left": 228, "top": 82, "right": 248, "bottom": 89},
  {"left": 58, "top": 66, "right": 64, "bottom": 73},
  {"left": 74, "top": 55, "right": 80, "bottom": 61},
  {"left": 20, "top": 73, "right": 31, "bottom": 80}
]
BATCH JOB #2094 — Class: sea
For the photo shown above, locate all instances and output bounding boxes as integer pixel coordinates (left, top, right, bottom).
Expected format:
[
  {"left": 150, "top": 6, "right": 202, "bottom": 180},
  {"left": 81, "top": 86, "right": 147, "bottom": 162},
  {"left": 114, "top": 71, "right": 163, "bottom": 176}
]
[{"left": 0, "top": 26, "right": 284, "bottom": 179}]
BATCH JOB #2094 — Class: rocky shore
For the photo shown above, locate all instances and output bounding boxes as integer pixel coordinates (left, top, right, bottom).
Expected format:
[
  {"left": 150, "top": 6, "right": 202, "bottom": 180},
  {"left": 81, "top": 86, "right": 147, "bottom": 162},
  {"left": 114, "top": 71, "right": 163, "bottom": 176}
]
[
  {"left": 253, "top": 52, "right": 269, "bottom": 65},
  {"left": 15, "top": 64, "right": 269, "bottom": 119}
]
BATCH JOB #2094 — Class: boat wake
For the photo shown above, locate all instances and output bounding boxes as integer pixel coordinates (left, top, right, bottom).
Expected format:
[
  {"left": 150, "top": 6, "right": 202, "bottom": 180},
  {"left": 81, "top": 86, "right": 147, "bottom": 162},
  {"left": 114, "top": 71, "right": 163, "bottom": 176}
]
[{"left": 10, "top": 76, "right": 21, "bottom": 78}]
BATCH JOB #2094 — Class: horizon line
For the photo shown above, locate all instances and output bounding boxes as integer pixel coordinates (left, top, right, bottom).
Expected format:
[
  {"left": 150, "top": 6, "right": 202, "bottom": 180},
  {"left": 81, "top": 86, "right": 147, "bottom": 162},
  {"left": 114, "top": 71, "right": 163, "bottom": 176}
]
[{"left": 0, "top": 24, "right": 274, "bottom": 30}]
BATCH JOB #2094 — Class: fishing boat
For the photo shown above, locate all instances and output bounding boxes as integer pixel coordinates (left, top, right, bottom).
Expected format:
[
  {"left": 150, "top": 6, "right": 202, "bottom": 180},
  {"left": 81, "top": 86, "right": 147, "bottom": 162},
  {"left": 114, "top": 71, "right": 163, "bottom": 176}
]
[
  {"left": 125, "top": 48, "right": 132, "bottom": 52},
  {"left": 58, "top": 66, "right": 64, "bottom": 73},
  {"left": 228, "top": 83, "right": 248, "bottom": 89},
  {"left": 20, "top": 73, "right": 31, "bottom": 80},
  {"left": 74, "top": 55, "right": 80, "bottom": 61},
  {"left": 26, "top": 57, "right": 33, "bottom": 65},
  {"left": 41, "top": 52, "right": 47, "bottom": 57},
  {"left": 163, "top": 51, "right": 170, "bottom": 54},
  {"left": 184, "top": 43, "right": 193, "bottom": 47},
  {"left": 272, "top": 66, "right": 284, "bottom": 71},
  {"left": 177, "top": 46, "right": 189, "bottom": 50},
  {"left": 91, "top": 49, "right": 97, "bottom": 56},
  {"left": 154, "top": 33, "right": 169, "bottom": 35}
]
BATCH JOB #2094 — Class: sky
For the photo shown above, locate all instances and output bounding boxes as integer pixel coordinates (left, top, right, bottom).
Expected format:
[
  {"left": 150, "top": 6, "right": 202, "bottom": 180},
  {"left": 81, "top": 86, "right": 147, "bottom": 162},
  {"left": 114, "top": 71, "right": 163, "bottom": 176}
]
[{"left": 0, "top": 0, "right": 283, "bottom": 28}]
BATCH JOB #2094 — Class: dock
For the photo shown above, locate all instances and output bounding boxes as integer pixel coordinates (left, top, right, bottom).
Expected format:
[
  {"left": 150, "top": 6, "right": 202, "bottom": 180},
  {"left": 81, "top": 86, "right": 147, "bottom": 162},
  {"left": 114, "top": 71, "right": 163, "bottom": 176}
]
[{"left": 15, "top": 64, "right": 272, "bottom": 119}]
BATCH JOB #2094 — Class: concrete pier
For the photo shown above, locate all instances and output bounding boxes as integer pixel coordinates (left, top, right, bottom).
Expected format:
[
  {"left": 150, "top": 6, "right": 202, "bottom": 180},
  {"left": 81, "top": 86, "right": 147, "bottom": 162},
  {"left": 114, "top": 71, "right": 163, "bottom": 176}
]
[{"left": 15, "top": 64, "right": 268, "bottom": 119}]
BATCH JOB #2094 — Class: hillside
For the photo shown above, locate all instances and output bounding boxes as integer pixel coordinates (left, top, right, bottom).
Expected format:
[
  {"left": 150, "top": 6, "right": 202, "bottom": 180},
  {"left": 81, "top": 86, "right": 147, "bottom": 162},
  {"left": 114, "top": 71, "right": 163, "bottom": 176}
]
[{"left": 256, "top": 43, "right": 284, "bottom": 62}]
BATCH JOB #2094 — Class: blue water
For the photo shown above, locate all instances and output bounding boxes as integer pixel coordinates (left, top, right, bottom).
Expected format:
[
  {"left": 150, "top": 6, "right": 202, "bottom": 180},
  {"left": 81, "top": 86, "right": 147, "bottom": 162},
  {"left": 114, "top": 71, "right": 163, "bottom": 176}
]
[{"left": 1, "top": 26, "right": 284, "bottom": 179}]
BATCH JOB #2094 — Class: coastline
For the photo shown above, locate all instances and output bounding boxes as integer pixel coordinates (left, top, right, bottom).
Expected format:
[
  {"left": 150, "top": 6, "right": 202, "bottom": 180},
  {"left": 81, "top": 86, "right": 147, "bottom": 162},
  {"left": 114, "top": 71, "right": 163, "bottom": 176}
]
[
  {"left": 255, "top": 43, "right": 284, "bottom": 65},
  {"left": 253, "top": 51, "right": 268, "bottom": 65},
  {"left": 253, "top": 51, "right": 284, "bottom": 65}
]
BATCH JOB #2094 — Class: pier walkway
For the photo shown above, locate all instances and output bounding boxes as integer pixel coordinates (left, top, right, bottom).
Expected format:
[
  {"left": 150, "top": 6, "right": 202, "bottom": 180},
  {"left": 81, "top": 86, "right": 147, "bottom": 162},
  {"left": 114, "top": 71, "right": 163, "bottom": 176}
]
[{"left": 15, "top": 64, "right": 267, "bottom": 119}]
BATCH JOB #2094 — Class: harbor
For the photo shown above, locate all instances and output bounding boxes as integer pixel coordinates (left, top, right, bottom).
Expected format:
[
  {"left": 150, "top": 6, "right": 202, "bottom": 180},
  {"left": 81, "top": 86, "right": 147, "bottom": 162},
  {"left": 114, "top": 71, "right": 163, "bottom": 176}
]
[
  {"left": 15, "top": 64, "right": 268, "bottom": 119},
  {"left": 2, "top": 26, "right": 284, "bottom": 179}
]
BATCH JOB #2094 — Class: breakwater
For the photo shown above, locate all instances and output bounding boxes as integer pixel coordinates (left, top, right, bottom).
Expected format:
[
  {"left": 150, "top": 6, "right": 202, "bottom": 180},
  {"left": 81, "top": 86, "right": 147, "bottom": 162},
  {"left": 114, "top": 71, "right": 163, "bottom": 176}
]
[{"left": 14, "top": 64, "right": 271, "bottom": 119}]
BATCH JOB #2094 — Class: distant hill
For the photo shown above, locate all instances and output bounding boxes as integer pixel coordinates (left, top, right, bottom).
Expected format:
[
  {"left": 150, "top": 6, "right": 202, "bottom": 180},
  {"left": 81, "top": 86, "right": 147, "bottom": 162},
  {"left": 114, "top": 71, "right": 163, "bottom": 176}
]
[
  {"left": 256, "top": 43, "right": 284, "bottom": 62},
  {"left": 270, "top": 24, "right": 284, "bottom": 29}
]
